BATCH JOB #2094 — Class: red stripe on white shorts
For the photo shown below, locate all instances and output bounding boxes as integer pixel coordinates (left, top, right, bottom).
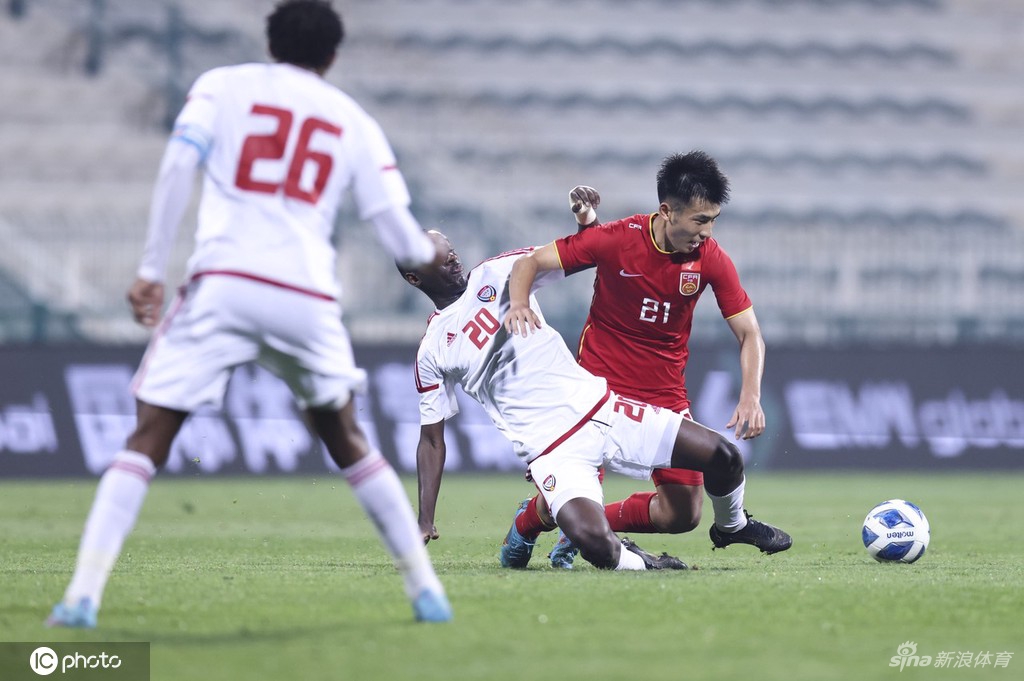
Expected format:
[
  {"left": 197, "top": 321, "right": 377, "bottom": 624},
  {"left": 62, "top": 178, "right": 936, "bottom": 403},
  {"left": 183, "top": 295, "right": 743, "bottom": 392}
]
[
  {"left": 537, "top": 388, "right": 612, "bottom": 458},
  {"left": 190, "top": 270, "right": 335, "bottom": 301}
]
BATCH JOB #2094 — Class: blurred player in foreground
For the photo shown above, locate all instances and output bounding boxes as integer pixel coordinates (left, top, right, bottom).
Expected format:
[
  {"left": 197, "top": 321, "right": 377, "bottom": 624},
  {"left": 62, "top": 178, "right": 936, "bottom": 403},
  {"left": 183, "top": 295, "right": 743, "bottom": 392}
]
[
  {"left": 400, "top": 231, "right": 791, "bottom": 571},
  {"left": 504, "top": 151, "right": 785, "bottom": 568},
  {"left": 47, "top": 0, "right": 451, "bottom": 628}
]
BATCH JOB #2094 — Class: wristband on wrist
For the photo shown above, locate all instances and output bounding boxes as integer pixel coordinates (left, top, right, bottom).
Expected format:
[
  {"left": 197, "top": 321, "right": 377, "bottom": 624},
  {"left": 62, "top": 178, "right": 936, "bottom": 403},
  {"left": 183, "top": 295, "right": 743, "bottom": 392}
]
[{"left": 575, "top": 205, "right": 597, "bottom": 228}]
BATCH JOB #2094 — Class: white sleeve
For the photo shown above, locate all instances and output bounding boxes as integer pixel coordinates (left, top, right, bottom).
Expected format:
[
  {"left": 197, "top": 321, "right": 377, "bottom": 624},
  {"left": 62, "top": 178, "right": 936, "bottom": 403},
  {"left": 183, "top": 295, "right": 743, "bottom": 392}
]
[
  {"left": 416, "top": 343, "right": 459, "bottom": 425},
  {"left": 369, "top": 204, "right": 436, "bottom": 268},
  {"left": 136, "top": 139, "right": 201, "bottom": 283},
  {"left": 350, "top": 111, "right": 411, "bottom": 219}
]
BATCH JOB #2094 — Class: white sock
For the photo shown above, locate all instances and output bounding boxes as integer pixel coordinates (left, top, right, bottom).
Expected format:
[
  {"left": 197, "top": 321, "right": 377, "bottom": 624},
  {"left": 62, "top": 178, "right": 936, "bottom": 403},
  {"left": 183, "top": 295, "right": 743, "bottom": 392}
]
[
  {"left": 341, "top": 452, "right": 444, "bottom": 600},
  {"left": 64, "top": 450, "right": 156, "bottom": 607},
  {"left": 614, "top": 544, "right": 648, "bottom": 571},
  {"left": 708, "top": 476, "right": 748, "bottom": 533}
]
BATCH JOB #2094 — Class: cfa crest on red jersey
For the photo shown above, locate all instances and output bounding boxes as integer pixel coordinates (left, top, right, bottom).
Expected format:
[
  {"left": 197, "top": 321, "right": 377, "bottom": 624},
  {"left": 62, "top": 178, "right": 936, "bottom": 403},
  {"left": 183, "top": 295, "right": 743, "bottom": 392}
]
[
  {"left": 679, "top": 272, "right": 700, "bottom": 296},
  {"left": 476, "top": 285, "right": 497, "bottom": 302}
]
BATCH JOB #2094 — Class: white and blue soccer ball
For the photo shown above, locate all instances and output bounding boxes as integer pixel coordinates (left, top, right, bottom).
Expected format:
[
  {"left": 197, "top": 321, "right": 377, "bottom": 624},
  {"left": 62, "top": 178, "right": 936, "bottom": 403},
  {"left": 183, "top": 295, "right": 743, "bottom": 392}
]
[{"left": 861, "top": 499, "right": 930, "bottom": 563}]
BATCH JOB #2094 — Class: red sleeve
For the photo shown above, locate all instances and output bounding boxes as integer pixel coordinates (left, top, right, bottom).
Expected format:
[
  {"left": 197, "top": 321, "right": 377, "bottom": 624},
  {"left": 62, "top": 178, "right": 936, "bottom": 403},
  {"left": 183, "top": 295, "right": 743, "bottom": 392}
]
[
  {"left": 554, "top": 220, "right": 620, "bottom": 274},
  {"left": 704, "top": 239, "right": 752, "bottom": 318}
]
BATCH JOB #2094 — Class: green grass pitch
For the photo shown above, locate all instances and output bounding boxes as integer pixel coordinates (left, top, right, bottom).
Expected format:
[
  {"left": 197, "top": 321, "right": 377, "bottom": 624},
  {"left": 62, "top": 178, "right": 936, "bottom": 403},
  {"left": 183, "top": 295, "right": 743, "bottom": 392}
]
[{"left": 2, "top": 472, "right": 1021, "bottom": 681}]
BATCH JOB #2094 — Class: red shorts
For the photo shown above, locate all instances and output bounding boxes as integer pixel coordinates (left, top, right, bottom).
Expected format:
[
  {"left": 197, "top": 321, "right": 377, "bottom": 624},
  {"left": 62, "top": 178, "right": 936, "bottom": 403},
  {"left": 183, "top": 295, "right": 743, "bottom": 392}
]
[{"left": 652, "top": 466, "right": 703, "bottom": 486}]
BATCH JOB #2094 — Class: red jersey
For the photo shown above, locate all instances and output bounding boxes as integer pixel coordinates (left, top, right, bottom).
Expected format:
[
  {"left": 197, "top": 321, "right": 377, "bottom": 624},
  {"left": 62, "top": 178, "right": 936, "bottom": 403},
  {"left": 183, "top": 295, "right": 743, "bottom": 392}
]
[{"left": 554, "top": 213, "right": 752, "bottom": 410}]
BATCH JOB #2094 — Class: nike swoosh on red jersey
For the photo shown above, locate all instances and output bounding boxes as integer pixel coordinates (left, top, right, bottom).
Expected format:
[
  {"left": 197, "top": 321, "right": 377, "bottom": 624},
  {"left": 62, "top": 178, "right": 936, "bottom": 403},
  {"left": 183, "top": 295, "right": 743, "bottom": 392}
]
[{"left": 619, "top": 269, "right": 643, "bottom": 277}]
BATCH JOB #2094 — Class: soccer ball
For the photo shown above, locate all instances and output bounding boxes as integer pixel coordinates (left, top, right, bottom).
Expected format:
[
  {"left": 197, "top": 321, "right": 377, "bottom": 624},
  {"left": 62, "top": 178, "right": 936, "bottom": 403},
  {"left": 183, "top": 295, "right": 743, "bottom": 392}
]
[{"left": 861, "top": 499, "right": 930, "bottom": 563}]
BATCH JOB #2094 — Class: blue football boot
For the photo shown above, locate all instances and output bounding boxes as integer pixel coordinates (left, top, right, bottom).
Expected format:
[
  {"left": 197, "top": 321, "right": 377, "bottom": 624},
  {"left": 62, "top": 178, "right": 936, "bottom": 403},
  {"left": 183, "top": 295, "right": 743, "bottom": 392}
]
[
  {"left": 548, "top": 529, "right": 579, "bottom": 569},
  {"left": 499, "top": 499, "right": 536, "bottom": 568},
  {"left": 412, "top": 589, "right": 453, "bottom": 623},
  {"left": 45, "top": 597, "right": 98, "bottom": 629}
]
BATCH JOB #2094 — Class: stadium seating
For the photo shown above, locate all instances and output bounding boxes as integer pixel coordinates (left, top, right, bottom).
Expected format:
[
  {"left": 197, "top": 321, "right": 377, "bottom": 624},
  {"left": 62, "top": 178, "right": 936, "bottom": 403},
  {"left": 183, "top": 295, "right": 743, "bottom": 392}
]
[{"left": 1, "top": 0, "right": 1022, "bottom": 343}]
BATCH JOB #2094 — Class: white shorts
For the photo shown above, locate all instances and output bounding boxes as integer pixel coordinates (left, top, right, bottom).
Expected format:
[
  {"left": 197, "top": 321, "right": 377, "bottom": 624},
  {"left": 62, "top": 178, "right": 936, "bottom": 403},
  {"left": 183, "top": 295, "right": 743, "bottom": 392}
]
[
  {"left": 132, "top": 274, "right": 366, "bottom": 412},
  {"left": 526, "top": 392, "right": 684, "bottom": 520}
]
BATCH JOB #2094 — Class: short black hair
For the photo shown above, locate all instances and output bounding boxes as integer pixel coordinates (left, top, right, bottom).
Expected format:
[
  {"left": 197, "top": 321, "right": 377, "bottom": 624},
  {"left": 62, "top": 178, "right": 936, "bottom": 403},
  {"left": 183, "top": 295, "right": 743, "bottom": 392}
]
[
  {"left": 266, "top": 0, "right": 344, "bottom": 71},
  {"left": 656, "top": 151, "right": 730, "bottom": 207}
]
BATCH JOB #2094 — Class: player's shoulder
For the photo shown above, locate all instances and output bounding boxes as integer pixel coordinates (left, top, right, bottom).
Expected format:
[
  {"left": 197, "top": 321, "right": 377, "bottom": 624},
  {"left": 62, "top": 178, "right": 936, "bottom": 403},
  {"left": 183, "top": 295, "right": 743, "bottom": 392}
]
[
  {"left": 188, "top": 63, "right": 278, "bottom": 99},
  {"left": 582, "top": 213, "right": 649, "bottom": 239},
  {"left": 314, "top": 78, "right": 369, "bottom": 113},
  {"left": 196, "top": 62, "right": 263, "bottom": 83},
  {"left": 614, "top": 213, "right": 651, "bottom": 232},
  {"left": 474, "top": 247, "right": 534, "bottom": 273},
  {"left": 419, "top": 303, "right": 467, "bottom": 361},
  {"left": 418, "top": 310, "right": 447, "bottom": 350},
  {"left": 188, "top": 64, "right": 237, "bottom": 93},
  {"left": 696, "top": 237, "right": 742, "bottom": 277},
  {"left": 699, "top": 237, "right": 729, "bottom": 259}
]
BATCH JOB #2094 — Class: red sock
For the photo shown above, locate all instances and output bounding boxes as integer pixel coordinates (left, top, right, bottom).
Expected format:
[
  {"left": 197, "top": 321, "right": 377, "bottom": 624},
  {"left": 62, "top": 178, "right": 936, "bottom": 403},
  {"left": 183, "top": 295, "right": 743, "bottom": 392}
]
[
  {"left": 514, "top": 496, "right": 553, "bottom": 541},
  {"left": 605, "top": 492, "right": 657, "bottom": 533}
]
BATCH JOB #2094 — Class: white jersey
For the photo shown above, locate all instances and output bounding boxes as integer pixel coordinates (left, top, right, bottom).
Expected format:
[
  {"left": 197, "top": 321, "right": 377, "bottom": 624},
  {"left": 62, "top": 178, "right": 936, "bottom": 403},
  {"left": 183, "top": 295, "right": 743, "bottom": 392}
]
[
  {"left": 149, "top": 62, "right": 412, "bottom": 298},
  {"left": 414, "top": 249, "right": 610, "bottom": 463}
]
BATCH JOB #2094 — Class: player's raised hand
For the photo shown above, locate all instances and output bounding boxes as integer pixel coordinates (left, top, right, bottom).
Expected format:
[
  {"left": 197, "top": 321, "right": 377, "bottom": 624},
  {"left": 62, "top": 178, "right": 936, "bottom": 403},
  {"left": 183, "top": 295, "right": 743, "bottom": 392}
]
[
  {"left": 569, "top": 185, "right": 601, "bottom": 227},
  {"left": 504, "top": 301, "right": 542, "bottom": 336},
  {"left": 725, "top": 396, "right": 766, "bottom": 440},
  {"left": 127, "top": 278, "right": 164, "bottom": 328}
]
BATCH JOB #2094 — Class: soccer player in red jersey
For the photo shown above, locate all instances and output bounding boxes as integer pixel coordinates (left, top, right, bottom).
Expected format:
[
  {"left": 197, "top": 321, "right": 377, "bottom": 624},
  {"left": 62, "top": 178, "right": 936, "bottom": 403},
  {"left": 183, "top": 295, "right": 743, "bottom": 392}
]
[{"left": 503, "top": 151, "right": 784, "bottom": 567}]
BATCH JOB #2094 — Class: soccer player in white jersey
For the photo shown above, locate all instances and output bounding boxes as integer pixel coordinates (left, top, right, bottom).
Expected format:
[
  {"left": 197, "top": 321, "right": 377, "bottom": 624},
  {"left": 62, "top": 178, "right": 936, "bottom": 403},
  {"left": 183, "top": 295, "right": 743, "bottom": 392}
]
[
  {"left": 47, "top": 0, "right": 451, "bottom": 628},
  {"left": 400, "top": 231, "right": 792, "bottom": 571}
]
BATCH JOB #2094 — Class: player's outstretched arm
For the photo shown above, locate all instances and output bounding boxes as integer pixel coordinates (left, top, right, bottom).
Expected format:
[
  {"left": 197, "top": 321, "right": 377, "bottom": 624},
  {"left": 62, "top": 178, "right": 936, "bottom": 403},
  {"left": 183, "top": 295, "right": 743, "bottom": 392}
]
[
  {"left": 416, "top": 420, "right": 448, "bottom": 544},
  {"left": 504, "top": 244, "right": 562, "bottom": 336},
  {"left": 725, "top": 310, "right": 767, "bottom": 440},
  {"left": 569, "top": 185, "right": 601, "bottom": 231},
  {"left": 369, "top": 205, "right": 440, "bottom": 268},
  {"left": 133, "top": 138, "right": 201, "bottom": 326}
]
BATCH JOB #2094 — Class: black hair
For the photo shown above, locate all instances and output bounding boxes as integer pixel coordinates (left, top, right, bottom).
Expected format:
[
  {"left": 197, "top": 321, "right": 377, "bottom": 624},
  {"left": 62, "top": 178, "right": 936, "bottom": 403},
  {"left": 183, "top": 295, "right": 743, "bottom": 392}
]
[
  {"left": 266, "top": 0, "right": 344, "bottom": 71},
  {"left": 656, "top": 151, "right": 730, "bottom": 207}
]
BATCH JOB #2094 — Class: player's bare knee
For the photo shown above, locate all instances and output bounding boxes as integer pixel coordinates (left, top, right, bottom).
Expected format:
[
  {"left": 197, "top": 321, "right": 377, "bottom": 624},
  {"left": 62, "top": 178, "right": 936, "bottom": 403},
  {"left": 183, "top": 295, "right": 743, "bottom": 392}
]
[{"left": 711, "top": 438, "right": 744, "bottom": 477}]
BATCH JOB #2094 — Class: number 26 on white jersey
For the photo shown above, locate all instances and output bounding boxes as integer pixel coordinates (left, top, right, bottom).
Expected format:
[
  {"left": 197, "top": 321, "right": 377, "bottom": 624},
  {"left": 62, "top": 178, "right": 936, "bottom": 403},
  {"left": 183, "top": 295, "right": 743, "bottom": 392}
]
[{"left": 234, "top": 104, "right": 342, "bottom": 205}]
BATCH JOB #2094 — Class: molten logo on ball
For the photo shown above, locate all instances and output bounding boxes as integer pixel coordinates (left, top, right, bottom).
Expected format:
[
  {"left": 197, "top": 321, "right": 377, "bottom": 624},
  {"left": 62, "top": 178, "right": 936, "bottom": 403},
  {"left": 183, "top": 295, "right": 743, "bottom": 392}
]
[{"left": 861, "top": 499, "right": 930, "bottom": 563}]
